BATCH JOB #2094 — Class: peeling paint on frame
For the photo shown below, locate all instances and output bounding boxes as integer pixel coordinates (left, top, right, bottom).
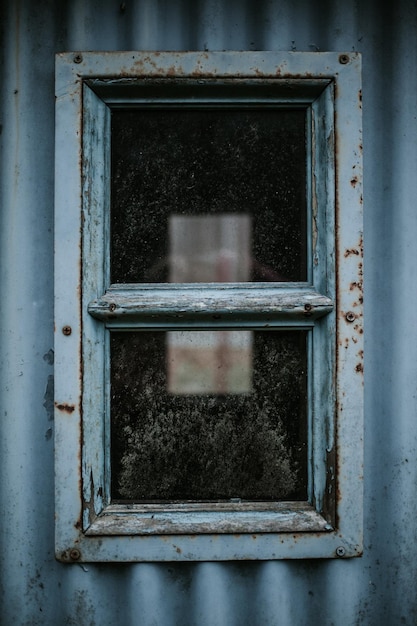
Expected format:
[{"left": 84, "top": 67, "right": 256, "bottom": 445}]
[{"left": 54, "top": 51, "right": 363, "bottom": 562}]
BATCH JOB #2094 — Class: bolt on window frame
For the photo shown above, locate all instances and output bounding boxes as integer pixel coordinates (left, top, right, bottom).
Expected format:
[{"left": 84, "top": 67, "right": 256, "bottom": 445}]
[{"left": 54, "top": 51, "right": 363, "bottom": 562}]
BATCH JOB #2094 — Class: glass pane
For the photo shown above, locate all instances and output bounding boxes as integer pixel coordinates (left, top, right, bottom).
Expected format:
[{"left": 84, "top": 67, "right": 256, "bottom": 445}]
[
  {"left": 111, "top": 331, "right": 308, "bottom": 502},
  {"left": 111, "top": 108, "right": 307, "bottom": 283}
]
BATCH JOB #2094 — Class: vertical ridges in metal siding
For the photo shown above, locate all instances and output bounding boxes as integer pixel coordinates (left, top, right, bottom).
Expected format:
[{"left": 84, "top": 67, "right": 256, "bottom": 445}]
[
  {"left": 1, "top": 0, "right": 417, "bottom": 623},
  {"left": 0, "top": 1, "right": 60, "bottom": 623},
  {"left": 362, "top": 1, "right": 417, "bottom": 624}
]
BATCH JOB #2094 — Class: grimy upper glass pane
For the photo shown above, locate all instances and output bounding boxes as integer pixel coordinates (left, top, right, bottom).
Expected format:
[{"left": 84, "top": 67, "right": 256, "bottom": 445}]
[
  {"left": 111, "top": 108, "right": 307, "bottom": 283},
  {"left": 111, "top": 330, "right": 307, "bottom": 502}
]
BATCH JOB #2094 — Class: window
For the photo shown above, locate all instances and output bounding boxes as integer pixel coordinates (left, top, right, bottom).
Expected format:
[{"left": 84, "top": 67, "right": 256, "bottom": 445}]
[{"left": 55, "top": 51, "right": 363, "bottom": 561}]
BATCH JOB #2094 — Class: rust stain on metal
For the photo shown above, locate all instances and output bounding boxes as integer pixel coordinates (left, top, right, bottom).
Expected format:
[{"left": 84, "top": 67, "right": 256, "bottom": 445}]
[
  {"left": 350, "top": 282, "right": 363, "bottom": 302},
  {"left": 355, "top": 363, "right": 364, "bottom": 374},
  {"left": 350, "top": 280, "right": 363, "bottom": 302},
  {"left": 350, "top": 176, "right": 358, "bottom": 188},
  {"left": 55, "top": 402, "right": 75, "bottom": 413},
  {"left": 344, "top": 247, "right": 360, "bottom": 257},
  {"left": 345, "top": 236, "right": 363, "bottom": 265}
]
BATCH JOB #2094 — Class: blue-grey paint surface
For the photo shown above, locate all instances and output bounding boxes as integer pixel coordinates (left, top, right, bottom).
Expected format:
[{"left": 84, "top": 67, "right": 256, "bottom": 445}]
[{"left": 0, "top": 0, "right": 416, "bottom": 623}]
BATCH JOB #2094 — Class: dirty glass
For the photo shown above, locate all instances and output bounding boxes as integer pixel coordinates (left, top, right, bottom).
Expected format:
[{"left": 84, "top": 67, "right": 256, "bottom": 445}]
[
  {"left": 111, "top": 330, "right": 308, "bottom": 502},
  {"left": 111, "top": 108, "right": 307, "bottom": 283}
]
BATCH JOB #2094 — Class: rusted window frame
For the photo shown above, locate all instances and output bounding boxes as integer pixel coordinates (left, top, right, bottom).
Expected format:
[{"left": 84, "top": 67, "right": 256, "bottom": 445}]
[{"left": 55, "top": 51, "right": 363, "bottom": 562}]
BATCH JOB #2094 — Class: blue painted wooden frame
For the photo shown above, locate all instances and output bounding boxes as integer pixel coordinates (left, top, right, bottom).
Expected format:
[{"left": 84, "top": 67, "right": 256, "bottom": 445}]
[{"left": 55, "top": 51, "right": 363, "bottom": 561}]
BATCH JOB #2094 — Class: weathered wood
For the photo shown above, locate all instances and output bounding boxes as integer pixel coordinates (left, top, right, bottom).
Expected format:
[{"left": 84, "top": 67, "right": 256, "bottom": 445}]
[
  {"left": 86, "top": 502, "right": 331, "bottom": 535},
  {"left": 54, "top": 50, "right": 363, "bottom": 562},
  {"left": 88, "top": 284, "right": 333, "bottom": 328}
]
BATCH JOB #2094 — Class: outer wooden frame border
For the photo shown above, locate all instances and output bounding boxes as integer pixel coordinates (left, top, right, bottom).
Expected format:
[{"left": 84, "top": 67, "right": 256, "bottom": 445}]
[{"left": 55, "top": 51, "right": 363, "bottom": 562}]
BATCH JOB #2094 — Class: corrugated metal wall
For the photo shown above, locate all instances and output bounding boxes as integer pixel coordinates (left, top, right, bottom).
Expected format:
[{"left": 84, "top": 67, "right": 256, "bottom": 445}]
[{"left": 1, "top": 0, "right": 416, "bottom": 623}]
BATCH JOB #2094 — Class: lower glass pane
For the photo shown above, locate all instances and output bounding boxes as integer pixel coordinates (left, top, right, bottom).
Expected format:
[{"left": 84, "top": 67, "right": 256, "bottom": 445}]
[{"left": 111, "top": 330, "right": 308, "bottom": 502}]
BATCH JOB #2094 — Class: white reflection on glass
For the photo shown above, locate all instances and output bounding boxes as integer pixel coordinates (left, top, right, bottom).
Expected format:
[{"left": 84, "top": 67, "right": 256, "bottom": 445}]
[
  {"left": 168, "top": 214, "right": 252, "bottom": 394},
  {"left": 168, "top": 214, "right": 252, "bottom": 282},
  {"left": 167, "top": 330, "right": 253, "bottom": 395}
]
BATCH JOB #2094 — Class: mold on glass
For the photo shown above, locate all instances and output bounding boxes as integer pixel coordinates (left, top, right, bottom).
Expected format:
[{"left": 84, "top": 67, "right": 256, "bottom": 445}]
[
  {"left": 111, "top": 108, "right": 307, "bottom": 283},
  {"left": 111, "top": 330, "right": 308, "bottom": 502}
]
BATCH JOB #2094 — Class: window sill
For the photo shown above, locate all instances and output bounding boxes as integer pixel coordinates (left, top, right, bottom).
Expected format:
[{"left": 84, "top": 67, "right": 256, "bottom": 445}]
[{"left": 85, "top": 501, "right": 331, "bottom": 535}]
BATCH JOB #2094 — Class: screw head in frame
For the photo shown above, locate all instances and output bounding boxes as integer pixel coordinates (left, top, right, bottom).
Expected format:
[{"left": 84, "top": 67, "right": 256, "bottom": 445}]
[{"left": 69, "top": 548, "right": 81, "bottom": 561}]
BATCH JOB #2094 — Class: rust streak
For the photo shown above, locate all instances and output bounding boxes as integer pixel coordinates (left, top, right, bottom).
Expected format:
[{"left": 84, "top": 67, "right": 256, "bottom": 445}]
[
  {"left": 55, "top": 402, "right": 75, "bottom": 413},
  {"left": 344, "top": 248, "right": 360, "bottom": 257}
]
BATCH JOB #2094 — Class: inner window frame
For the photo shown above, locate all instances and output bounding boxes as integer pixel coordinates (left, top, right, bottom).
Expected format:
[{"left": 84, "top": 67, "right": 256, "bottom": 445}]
[{"left": 54, "top": 51, "right": 363, "bottom": 562}]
